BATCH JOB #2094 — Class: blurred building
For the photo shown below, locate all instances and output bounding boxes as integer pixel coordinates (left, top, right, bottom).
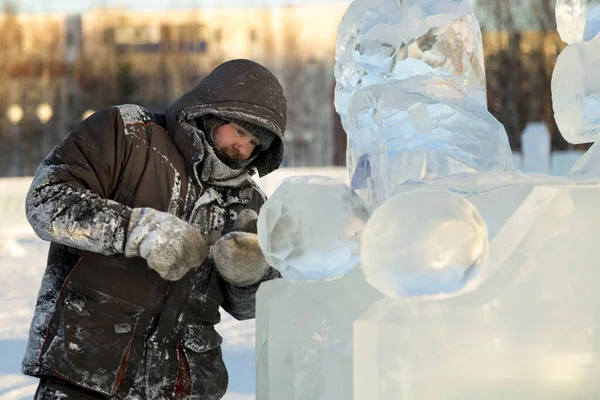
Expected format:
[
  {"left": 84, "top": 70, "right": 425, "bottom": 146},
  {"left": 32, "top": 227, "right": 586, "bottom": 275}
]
[
  {"left": 0, "top": 4, "right": 348, "bottom": 177},
  {"left": 1, "top": 4, "right": 569, "bottom": 178}
]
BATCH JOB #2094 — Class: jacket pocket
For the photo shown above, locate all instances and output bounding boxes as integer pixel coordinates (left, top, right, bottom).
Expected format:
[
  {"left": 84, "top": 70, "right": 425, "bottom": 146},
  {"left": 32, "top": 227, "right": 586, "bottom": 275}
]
[
  {"left": 181, "top": 325, "right": 228, "bottom": 400},
  {"left": 43, "top": 284, "right": 143, "bottom": 396}
]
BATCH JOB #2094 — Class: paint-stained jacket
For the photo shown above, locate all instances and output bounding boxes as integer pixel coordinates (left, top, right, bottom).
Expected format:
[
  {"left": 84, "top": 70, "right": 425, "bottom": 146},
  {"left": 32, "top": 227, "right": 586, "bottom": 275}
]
[{"left": 22, "top": 59, "right": 286, "bottom": 399}]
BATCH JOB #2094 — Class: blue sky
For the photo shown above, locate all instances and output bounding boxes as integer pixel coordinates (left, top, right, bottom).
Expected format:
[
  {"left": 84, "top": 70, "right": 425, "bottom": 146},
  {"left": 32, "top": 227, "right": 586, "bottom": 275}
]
[{"left": 2, "top": 0, "right": 349, "bottom": 14}]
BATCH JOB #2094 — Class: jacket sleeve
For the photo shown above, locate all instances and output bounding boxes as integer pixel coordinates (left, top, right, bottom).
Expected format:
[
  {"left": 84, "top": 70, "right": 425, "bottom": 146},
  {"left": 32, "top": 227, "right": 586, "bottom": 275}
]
[
  {"left": 220, "top": 185, "right": 281, "bottom": 320},
  {"left": 221, "top": 267, "right": 281, "bottom": 320},
  {"left": 25, "top": 108, "right": 132, "bottom": 256}
]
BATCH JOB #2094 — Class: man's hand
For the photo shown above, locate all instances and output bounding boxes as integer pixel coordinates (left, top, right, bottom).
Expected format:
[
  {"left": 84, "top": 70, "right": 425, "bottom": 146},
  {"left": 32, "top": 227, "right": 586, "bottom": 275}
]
[
  {"left": 211, "top": 231, "right": 270, "bottom": 287},
  {"left": 211, "top": 208, "right": 269, "bottom": 287},
  {"left": 234, "top": 209, "right": 259, "bottom": 233},
  {"left": 125, "top": 208, "right": 209, "bottom": 281}
]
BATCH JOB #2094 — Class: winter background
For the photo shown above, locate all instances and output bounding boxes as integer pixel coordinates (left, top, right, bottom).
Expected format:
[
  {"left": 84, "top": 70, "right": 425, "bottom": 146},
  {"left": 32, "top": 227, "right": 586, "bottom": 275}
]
[{"left": 0, "top": 0, "right": 583, "bottom": 400}]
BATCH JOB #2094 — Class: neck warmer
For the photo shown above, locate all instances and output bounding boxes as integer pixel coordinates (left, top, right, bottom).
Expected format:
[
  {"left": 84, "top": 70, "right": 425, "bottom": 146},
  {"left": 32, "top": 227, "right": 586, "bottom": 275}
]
[{"left": 195, "top": 132, "right": 253, "bottom": 188}]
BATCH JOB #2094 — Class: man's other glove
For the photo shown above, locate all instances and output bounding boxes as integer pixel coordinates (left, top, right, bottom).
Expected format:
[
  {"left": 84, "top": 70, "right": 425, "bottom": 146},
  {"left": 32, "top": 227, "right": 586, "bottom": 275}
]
[
  {"left": 212, "top": 209, "right": 269, "bottom": 287},
  {"left": 231, "top": 209, "right": 259, "bottom": 234},
  {"left": 211, "top": 231, "right": 270, "bottom": 287},
  {"left": 125, "top": 208, "right": 209, "bottom": 281}
]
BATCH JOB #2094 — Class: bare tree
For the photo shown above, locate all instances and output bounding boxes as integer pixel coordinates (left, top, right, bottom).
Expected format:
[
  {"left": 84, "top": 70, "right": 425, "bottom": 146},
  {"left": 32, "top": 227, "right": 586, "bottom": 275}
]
[
  {"left": 474, "top": 0, "right": 522, "bottom": 148},
  {"left": 474, "top": 0, "right": 571, "bottom": 151}
]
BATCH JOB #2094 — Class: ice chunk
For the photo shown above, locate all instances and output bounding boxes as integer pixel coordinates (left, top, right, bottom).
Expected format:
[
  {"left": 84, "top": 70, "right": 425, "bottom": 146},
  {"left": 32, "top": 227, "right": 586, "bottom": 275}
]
[
  {"left": 521, "top": 122, "right": 551, "bottom": 173},
  {"left": 361, "top": 189, "right": 488, "bottom": 298},
  {"left": 464, "top": 186, "right": 570, "bottom": 293},
  {"left": 552, "top": 40, "right": 600, "bottom": 144},
  {"left": 257, "top": 176, "right": 370, "bottom": 281},
  {"left": 354, "top": 185, "right": 600, "bottom": 400},
  {"left": 256, "top": 268, "right": 383, "bottom": 400},
  {"left": 348, "top": 76, "right": 513, "bottom": 206},
  {"left": 556, "top": 0, "right": 600, "bottom": 44},
  {"left": 335, "top": 0, "right": 486, "bottom": 130},
  {"left": 569, "top": 140, "right": 600, "bottom": 176}
]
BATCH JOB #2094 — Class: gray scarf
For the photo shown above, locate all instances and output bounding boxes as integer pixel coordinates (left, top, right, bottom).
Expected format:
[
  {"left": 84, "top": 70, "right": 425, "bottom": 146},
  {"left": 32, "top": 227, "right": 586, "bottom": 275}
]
[{"left": 194, "top": 133, "right": 253, "bottom": 188}]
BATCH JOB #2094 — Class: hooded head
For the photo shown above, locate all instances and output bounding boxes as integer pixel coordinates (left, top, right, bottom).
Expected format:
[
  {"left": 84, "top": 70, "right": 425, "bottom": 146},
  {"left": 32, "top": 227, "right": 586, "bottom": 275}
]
[
  {"left": 199, "top": 114, "right": 276, "bottom": 168},
  {"left": 165, "top": 59, "right": 287, "bottom": 177}
]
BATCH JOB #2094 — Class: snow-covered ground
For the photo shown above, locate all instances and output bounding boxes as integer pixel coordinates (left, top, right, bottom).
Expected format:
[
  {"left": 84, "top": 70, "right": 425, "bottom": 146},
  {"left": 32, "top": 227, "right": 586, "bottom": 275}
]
[{"left": 0, "top": 170, "right": 346, "bottom": 400}]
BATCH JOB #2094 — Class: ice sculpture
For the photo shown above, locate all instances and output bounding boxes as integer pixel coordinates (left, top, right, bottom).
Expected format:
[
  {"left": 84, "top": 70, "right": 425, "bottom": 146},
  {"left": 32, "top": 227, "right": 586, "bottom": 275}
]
[
  {"left": 335, "top": 0, "right": 487, "bottom": 131},
  {"left": 361, "top": 189, "right": 487, "bottom": 298},
  {"left": 257, "top": 176, "right": 370, "bottom": 281},
  {"left": 256, "top": 268, "right": 382, "bottom": 400},
  {"left": 255, "top": 0, "right": 600, "bottom": 398},
  {"left": 551, "top": 40, "right": 600, "bottom": 144},
  {"left": 354, "top": 179, "right": 600, "bottom": 400},
  {"left": 349, "top": 76, "right": 512, "bottom": 205},
  {"left": 553, "top": 0, "right": 600, "bottom": 177},
  {"left": 553, "top": 0, "right": 600, "bottom": 145},
  {"left": 556, "top": 0, "right": 600, "bottom": 44},
  {"left": 336, "top": 0, "right": 512, "bottom": 208},
  {"left": 570, "top": 141, "right": 600, "bottom": 175}
]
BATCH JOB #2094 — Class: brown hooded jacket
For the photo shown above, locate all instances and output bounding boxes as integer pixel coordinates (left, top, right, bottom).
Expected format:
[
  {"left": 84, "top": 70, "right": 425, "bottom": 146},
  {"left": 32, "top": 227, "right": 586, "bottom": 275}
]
[{"left": 22, "top": 59, "right": 286, "bottom": 399}]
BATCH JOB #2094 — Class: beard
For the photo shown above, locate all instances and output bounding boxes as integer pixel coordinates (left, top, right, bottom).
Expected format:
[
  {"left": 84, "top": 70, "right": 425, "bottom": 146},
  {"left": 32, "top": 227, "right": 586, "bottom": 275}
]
[{"left": 224, "top": 147, "right": 242, "bottom": 161}]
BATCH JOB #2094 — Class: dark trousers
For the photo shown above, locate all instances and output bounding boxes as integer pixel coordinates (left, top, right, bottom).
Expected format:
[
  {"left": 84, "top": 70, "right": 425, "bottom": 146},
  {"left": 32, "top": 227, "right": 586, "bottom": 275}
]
[{"left": 34, "top": 377, "right": 108, "bottom": 400}]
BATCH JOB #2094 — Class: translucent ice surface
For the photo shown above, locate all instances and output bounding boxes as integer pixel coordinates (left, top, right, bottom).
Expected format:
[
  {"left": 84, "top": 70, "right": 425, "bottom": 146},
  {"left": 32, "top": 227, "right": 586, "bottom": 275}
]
[
  {"left": 257, "top": 173, "right": 600, "bottom": 399},
  {"left": 361, "top": 189, "right": 488, "bottom": 298},
  {"left": 257, "top": 176, "right": 370, "bottom": 281},
  {"left": 552, "top": 40, "right": 600, "bottom": 144},
  {"left": 255, "top": 268, "right": 383, "bottom": 400},
  {"left": 354, "top": 182, "right": 600, "bottom": 400},
  {"left": 570, "top": 140, "right": 600, "bottom": 176},
  {"left": 335, "top": 0, "right": 486, "bottom": 130},
  {"left": 556, "top": 0, "right": 600, "bottom": 44},
  {"left": 348, "top": 76, "right": 513, "bottom": 206}
]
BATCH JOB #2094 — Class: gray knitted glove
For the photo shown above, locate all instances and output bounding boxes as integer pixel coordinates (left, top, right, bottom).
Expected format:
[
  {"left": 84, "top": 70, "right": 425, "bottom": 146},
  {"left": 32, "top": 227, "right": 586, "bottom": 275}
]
[
  {"left": 125, "top": 208, "right": 209, "bottom": 281},
  {"left": 211, "top": 231, "right": 270, "bottom": 287}
]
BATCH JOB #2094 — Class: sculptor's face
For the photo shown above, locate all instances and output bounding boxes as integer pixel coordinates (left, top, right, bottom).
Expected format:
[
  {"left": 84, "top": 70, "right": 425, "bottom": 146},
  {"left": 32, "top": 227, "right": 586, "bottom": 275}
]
[{"left": 213, "top": 123, "right": 260, "bottom": 161}]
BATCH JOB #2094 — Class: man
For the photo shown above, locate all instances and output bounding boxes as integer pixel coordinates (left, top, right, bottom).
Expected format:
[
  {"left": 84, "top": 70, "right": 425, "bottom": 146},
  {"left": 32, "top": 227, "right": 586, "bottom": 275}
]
[{"left": 22, "top": 59, "right": 286, "bottom": 399}]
